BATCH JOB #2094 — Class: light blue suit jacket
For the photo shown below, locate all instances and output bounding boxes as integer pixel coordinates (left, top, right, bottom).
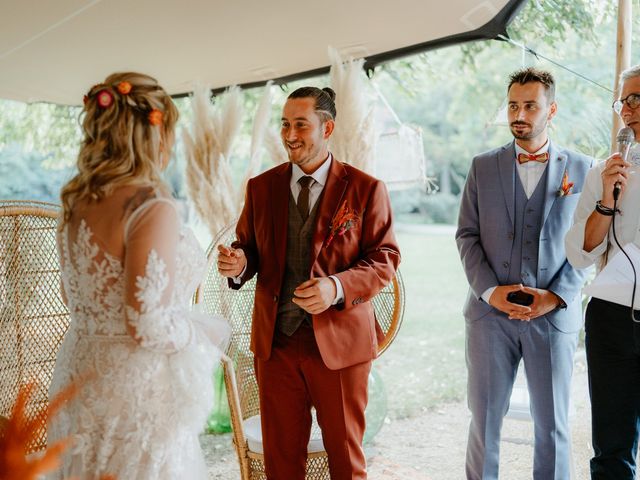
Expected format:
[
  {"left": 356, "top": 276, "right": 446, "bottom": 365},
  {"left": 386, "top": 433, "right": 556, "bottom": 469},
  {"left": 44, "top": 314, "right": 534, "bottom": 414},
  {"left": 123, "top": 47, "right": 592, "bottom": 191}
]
[{"left": 456, "top": 140, "right": 592, "bottom": 333}]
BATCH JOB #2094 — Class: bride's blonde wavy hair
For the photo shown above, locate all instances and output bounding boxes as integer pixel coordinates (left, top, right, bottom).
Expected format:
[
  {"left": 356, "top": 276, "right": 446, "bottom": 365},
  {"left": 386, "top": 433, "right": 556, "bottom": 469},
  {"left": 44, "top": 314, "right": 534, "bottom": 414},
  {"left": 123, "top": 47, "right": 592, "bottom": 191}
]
[{"left": 60, "top": 72, "right": 179, "bottom": 225}]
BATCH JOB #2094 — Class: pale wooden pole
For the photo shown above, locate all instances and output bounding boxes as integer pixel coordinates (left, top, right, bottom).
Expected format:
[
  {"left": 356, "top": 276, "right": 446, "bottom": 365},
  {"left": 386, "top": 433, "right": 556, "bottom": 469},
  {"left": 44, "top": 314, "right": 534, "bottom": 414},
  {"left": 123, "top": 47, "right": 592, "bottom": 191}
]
[{"left": 612, "top": 0, "right": 632, "bottom": 151}]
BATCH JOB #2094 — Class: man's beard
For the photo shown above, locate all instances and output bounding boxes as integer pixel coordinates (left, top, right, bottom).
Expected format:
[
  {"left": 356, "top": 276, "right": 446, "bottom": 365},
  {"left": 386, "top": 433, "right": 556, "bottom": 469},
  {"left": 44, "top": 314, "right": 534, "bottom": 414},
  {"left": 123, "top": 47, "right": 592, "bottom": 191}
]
[
  {"left": 510, "top": 122, "right": 545, "bottom": 140},
  {"left": 286, "top": 143, "right": 321, "bottom": 166}
]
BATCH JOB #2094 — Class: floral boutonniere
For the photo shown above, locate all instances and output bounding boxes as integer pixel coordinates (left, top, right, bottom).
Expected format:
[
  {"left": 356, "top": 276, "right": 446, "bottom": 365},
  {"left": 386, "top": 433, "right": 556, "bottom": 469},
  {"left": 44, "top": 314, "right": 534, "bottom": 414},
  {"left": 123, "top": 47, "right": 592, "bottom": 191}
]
[
  {"left": 557, "top": 170, "right": 574, "bottom": 197},
  {"left": 326, "top": 200, "right": 360, "bottom": 247}
]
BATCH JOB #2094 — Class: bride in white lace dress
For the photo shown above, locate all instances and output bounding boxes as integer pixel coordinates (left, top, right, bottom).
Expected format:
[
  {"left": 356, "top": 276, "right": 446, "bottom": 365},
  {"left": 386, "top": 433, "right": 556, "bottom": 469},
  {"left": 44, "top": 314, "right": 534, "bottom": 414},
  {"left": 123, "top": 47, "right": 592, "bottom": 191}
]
[{"left": 48, "top": 72, "right": 228, "bottom": 479}]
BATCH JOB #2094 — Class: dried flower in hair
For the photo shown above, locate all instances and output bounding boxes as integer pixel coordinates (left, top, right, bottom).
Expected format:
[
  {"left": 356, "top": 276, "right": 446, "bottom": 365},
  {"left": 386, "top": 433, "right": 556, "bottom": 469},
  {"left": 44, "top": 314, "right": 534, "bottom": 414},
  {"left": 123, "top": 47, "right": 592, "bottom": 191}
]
[
  {"left": 96, "top": 90, "right": 114, "bottom": 108},
  {"left": 117, "top": 81, "right": 132, "bottom": 95},
  {"left": 148, "top": 109, "right": 163, "bottom": 126}
]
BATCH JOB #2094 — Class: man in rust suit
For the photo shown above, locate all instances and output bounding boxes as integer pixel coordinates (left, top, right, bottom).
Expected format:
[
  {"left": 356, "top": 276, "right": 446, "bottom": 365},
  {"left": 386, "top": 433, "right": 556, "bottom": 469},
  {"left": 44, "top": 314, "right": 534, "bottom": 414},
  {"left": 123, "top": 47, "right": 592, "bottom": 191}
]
[{"left": 217, "top": 86, "right": 400, "bottom": 480}]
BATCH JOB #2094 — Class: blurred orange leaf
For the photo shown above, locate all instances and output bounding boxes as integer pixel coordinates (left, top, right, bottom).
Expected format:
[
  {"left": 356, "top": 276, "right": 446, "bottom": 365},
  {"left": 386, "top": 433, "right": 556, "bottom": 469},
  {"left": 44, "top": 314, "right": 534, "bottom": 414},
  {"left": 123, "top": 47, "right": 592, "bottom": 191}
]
[{"left": 0, "top": 381, "right": 78, "bottom": 480}]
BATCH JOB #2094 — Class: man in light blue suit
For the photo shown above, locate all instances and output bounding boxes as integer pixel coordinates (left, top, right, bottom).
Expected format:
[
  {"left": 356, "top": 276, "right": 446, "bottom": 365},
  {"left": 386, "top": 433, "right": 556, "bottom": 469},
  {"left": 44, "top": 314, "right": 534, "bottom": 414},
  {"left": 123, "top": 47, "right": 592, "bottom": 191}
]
[{"left": 456, "top": 68, "right": 592, "bottom": 480}]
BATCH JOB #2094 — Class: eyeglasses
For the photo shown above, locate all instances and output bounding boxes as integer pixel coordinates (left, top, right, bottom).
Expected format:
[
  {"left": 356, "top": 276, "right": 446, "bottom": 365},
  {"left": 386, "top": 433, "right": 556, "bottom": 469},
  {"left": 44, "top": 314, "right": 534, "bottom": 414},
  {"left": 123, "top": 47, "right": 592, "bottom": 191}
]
[{"left": 613, "top": 93, "right": 640, "bottom": 114}]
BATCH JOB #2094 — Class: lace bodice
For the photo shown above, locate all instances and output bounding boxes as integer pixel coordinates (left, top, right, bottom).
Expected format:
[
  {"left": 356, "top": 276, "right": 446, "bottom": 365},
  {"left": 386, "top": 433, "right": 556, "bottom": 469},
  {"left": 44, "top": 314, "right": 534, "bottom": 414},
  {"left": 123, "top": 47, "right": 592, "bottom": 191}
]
[
  {"left": 58, "top": 197, "right": 205, "bottom": 349},
  {"left": 60, "top": 220, "right": 125, "bottom": 336}
]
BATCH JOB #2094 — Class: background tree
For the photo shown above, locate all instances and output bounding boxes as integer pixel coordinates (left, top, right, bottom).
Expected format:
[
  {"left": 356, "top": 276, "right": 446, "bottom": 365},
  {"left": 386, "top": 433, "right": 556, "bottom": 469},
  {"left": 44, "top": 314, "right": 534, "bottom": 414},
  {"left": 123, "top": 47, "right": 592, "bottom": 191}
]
[
  {"left": 0, "top": 0, "right": 631, "bottom": 217},
  {"left": 375, "top": 0, "right": 622, "bottom": 222}
]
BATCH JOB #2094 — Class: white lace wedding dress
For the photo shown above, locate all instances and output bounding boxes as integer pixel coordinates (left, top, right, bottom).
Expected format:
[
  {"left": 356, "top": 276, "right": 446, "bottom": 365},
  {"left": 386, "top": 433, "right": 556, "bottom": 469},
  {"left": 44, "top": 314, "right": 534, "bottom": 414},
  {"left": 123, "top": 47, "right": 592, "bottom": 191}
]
[{"left": 48, "top": 189, "right": 227, "bottom": 480}]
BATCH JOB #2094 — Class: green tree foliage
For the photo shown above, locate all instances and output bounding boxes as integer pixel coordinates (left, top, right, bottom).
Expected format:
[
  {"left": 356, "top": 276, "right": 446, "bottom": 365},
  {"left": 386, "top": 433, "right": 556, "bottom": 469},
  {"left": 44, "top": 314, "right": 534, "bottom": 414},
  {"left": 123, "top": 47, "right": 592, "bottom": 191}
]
[
  {"left": 0, "top": 100, "right": 82, "bottom": 168},
  {"left": 377, "top": 0, "right": 625, "bottom": 222},
  {"left": 461, "top": 0, "right": 614, "bottom": 66},
  {"left": 0, "top": 100, "right": 79, "bottom": 201},
  {"left": 0, "top": 146, "right": 70, "bottom": 202}
]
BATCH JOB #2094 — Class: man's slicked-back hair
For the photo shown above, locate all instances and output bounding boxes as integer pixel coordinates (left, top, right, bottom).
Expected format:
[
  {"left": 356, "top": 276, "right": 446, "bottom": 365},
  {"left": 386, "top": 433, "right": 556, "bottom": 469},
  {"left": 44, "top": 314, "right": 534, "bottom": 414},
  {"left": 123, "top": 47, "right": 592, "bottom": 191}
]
[
  {"left": 288, "top": 86, "right": 337, "bottom": 122},
  {"left": 508, "top": 67, "right": 556, "bottom": 102}
]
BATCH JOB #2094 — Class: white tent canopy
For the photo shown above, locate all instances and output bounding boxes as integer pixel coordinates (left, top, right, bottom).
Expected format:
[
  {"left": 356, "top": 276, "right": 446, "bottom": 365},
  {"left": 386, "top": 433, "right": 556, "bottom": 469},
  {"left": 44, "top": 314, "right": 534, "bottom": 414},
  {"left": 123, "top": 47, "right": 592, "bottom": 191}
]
[{"left": 0, "top": 0, "right": 525, "bottom": 105}]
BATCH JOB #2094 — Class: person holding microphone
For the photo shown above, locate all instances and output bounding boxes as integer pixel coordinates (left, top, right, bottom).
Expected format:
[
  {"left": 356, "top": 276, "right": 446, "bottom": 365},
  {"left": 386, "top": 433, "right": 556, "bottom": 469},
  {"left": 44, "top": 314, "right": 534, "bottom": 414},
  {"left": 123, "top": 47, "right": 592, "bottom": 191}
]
[{"left": 566, "top": 65, "right": 640, "bottom": 480}]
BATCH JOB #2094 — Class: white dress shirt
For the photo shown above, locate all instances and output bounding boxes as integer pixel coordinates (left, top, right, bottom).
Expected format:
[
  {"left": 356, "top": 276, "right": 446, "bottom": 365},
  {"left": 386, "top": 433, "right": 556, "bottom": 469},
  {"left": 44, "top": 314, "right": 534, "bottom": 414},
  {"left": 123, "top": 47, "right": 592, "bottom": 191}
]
[
  {"left": 515, "top": 141, "right": 550, "bottom": 199},
  {"left": 234, "top": 153, "right": 345, "bottom": 305},
  {"left": 290, "top": 154, "right": 332, "bottom": 214},
  {"left": 565, "top": 160, "right": 640, "bottom": 272},
  {"left": 481, "top": 141, "right": 550, "bottom": 303}
]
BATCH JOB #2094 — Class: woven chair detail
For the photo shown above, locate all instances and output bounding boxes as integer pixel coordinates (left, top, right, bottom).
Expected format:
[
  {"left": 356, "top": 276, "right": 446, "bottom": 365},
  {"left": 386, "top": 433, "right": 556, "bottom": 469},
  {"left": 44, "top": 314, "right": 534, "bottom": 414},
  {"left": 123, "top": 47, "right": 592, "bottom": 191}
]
[
  {"left": 195, "top": 222, "right": 404, "bottom": 480},
  {"left": 0, "top": 200, "right": 70, "bottom": 452}
]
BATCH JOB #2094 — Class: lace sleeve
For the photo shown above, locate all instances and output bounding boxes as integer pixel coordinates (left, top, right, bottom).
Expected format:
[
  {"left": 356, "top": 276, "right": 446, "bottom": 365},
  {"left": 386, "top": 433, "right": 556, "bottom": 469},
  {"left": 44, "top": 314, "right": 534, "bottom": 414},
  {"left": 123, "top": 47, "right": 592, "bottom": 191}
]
[{"left": 123, "top": 198, "right": 193, "bottom": 353}]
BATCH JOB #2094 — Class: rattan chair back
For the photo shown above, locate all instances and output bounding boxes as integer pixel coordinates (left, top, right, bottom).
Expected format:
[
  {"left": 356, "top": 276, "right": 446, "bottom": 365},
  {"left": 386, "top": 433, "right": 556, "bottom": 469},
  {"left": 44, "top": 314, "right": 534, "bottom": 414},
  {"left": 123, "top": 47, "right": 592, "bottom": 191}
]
[
  {"left": 195, "top": 222, "right": 404, "bottom": 480},
  {"left": 0, "top": 201, "right": 69, "bottom": 453}
]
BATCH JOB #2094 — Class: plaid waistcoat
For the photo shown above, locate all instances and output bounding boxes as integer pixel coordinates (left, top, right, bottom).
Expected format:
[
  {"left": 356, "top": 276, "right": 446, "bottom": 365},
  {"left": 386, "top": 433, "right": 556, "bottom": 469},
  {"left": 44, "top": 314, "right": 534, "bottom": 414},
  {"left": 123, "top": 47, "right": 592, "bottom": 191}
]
[{"left": 276, "top": 192, "right": 321, "bottom": 335}]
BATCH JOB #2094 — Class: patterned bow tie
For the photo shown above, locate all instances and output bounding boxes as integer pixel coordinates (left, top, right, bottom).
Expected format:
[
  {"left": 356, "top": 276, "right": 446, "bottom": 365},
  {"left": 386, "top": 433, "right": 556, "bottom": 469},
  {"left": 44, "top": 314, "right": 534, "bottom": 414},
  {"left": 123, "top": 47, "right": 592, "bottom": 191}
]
[{"left": 517, "top": 152, "right": 549, "bottom": 164}]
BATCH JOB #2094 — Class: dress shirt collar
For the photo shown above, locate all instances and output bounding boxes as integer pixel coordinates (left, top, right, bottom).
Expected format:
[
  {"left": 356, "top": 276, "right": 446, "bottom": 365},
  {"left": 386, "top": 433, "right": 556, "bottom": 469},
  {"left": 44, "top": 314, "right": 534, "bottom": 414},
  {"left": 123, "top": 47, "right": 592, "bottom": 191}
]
[{"left": 291, "top": 153, "right": 332, "bottom": 188}]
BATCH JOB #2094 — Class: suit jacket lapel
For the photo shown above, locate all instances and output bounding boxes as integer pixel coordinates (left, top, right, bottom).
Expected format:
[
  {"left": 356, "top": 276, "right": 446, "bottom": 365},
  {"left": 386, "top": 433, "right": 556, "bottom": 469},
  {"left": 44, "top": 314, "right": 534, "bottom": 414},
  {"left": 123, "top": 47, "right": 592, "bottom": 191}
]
[
  {"left": 271, "top": 163, "right": 291, "bottom": 270},
  {"left": 310, "top": 158, "right": 348, "bottom": 266},
  {"left": 499, "top": 143, "right": 516, "bottom": 227},
  {"left": 542, "top": 141, "right": 567, "bottom": 226}
]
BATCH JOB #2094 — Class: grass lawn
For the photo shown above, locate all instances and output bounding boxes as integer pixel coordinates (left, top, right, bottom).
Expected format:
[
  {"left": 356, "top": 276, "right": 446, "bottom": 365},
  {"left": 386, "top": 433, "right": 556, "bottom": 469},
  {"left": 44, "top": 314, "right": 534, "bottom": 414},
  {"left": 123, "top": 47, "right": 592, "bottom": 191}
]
[{"left": 376, "top": 227, "right": 469, "bottom": 419}]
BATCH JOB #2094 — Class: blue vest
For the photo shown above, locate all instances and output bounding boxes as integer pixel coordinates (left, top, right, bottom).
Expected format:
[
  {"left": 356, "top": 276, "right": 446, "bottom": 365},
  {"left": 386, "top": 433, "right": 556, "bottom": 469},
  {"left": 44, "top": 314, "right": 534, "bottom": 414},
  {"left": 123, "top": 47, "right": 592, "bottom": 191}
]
[{"left": 506, "top": 167, "right": 548, "bottom": 287}]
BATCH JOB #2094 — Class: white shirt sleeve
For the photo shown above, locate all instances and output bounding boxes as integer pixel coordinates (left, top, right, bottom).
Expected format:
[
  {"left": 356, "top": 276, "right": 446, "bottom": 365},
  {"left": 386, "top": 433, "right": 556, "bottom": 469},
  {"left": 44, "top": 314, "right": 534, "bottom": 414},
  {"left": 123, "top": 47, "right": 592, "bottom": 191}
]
[
  {"left": 565, "top": 165, "right": 609, "bottom": 269},
  {"left": 329, "top": 275, "right": 344, "bottom": 305},
  {"left": 481, "top": 286, "right": 497, "bottom": 304}
]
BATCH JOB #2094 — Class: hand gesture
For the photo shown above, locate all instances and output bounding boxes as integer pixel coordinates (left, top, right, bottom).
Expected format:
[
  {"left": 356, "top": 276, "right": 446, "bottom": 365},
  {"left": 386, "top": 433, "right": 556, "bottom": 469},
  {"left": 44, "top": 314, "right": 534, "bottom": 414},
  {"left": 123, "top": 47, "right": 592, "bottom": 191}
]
[
  {"left": 216, "top": 244, "right": 246, "bottom": 278},
  {"left": 489, "top": 284, "right": 532, "bottom": 321},
  {"left": 600, "top": 152, "right": 631, "bottom": 206},
  {"left": 520, "top": 286, "right": 561, "bottom": 320},
  {"left": 292, "top": 277, "right": 337, "bottom": 315}
]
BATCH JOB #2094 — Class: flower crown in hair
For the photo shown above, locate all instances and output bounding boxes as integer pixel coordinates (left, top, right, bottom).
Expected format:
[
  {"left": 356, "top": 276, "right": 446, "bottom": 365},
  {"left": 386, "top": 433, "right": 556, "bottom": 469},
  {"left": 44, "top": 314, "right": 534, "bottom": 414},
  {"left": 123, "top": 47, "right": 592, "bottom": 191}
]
[{"left": 83, "top": 81, "right": 163, "bottom": 125}]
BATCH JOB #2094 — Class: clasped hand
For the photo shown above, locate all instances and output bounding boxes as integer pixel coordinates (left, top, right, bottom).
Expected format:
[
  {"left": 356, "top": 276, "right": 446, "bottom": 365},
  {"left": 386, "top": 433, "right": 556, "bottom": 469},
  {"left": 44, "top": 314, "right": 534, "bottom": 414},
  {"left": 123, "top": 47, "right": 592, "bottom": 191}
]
[
  {"left": 292, "top": 278, "right": 336, "bottom": 315},
  {"left": 489, "top": 284, "right": 561, "bottom": 321}
]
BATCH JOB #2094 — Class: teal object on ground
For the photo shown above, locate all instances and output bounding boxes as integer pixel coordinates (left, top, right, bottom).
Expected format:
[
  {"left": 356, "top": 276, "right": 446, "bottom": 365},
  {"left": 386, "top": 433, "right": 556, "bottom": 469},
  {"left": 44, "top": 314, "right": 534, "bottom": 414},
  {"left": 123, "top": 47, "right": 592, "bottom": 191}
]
[
  {"left": 364, "top": 367, "right": 387, "bottom": 444},
  {"left": 206, "top": 365, "right": 231, "bottom": 433}
]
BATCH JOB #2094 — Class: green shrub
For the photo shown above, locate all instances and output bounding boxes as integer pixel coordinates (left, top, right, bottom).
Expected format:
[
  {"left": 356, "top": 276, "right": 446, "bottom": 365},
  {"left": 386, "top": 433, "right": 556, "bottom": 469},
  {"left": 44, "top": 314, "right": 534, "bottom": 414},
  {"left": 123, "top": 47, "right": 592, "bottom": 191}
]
[{"left": 419, "top": 192, "right": 460, "bottom": 224}]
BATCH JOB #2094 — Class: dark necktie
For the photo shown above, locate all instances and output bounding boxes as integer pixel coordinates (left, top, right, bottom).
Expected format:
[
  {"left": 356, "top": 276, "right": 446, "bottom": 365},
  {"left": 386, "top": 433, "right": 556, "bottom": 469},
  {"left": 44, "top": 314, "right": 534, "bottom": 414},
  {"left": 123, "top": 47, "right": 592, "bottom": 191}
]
[{"left": 297, "top": 176, "right": 314, "bottom": 220}]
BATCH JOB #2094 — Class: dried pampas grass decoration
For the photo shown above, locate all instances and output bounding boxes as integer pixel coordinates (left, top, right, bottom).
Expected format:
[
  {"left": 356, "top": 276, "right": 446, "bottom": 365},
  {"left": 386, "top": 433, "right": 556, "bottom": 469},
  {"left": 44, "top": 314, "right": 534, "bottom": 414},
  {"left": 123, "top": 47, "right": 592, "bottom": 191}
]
[
  {"left": 328, "top": 47, "right": 376, "bottom": 174},
  {"left": 257, "top": 83, "right": 287, "bottom": 168},
  {"left": 239, "top": 81, "right": 285, "bottom": 204},
  {"left": 184, "top": 83, "right": 285, "bottom": 237},
  {"left": 263, "top": 128, "right": 288, "bottom": 167},
  {"left": 183, "top": 85, "right": 242, "bottom": 237}
]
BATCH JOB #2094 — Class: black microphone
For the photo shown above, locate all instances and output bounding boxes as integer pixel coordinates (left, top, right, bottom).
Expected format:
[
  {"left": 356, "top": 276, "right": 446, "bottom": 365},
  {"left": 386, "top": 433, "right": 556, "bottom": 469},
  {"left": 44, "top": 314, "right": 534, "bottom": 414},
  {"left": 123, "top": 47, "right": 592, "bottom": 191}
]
[{"left": 614, "top": 126, "right": 634, "bottom": 200}]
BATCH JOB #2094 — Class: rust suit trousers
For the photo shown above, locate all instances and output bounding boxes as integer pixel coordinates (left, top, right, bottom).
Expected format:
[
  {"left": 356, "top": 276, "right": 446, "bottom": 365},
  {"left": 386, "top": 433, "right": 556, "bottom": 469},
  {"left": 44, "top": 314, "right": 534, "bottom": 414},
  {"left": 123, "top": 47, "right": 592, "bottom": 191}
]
[{"left": 255, "top": 323, "right": 371, "bottom": 480}]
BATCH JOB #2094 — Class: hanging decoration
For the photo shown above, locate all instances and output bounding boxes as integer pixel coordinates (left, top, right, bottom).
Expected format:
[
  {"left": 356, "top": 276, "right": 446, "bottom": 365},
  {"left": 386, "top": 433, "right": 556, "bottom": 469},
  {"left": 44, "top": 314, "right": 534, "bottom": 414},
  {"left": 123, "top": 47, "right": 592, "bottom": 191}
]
[{"left": 328, "top": 47, "right": 377, "bottom": 174}]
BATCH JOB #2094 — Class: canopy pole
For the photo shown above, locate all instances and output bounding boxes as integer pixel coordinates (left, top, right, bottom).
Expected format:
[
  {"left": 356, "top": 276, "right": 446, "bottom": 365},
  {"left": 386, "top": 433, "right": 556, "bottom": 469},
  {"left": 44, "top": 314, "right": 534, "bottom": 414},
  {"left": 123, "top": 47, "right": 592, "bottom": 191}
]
[{"left": 612, "top": 0, "right": 632, "bottom": 151}]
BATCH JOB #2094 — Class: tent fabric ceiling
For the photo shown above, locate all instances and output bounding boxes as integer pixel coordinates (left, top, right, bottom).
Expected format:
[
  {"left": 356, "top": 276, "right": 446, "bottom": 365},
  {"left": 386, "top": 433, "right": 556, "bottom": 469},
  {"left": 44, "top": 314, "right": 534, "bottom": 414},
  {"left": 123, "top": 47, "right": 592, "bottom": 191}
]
[{"left": 0, "top": 0, "right": 525, "bottom": 105}]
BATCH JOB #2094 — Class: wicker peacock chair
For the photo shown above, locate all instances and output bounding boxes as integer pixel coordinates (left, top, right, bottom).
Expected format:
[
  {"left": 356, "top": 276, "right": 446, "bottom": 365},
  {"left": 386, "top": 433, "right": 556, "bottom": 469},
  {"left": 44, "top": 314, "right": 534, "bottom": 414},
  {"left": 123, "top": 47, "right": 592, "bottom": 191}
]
[
  {"left": 195, "top": 222, "right": 405, "bottom": 480},
  {"left": 0, "top": 200, "right": 69, "bottom": 452}
]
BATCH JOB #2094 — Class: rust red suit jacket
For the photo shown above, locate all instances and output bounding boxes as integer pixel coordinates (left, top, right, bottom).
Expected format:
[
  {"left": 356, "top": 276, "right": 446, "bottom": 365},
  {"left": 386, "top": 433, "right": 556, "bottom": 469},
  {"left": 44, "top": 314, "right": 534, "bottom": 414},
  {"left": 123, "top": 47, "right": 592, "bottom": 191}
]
[{"left": 231, "top": 157, "right": 401, "bottom": 370}]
